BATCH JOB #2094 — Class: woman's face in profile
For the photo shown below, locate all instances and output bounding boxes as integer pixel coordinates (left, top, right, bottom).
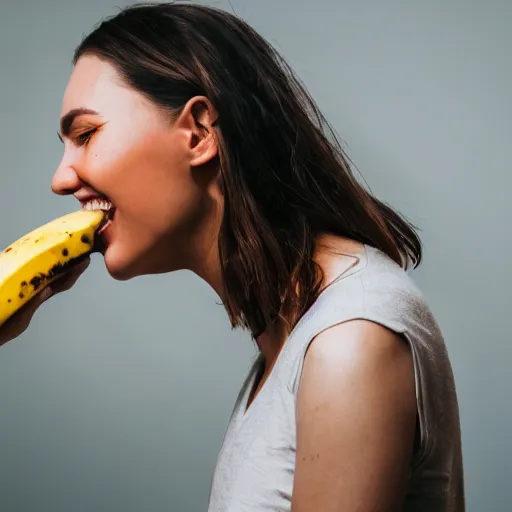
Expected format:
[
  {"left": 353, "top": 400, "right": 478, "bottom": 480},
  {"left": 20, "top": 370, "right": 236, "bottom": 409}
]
[{"left": 51, "top": 55, "right": 221, "bottom": 281}]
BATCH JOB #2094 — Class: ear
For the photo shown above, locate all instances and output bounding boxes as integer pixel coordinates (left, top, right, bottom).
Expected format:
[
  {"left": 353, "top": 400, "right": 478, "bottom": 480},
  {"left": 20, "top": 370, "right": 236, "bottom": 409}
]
[{"left": 175, "top": 96, "right": 219, "bottom": 167}]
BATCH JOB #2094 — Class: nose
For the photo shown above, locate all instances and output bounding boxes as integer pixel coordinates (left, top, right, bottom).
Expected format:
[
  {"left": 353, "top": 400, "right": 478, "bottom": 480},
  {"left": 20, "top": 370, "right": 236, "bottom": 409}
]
[{"left": 51, "top": 159, "right": 82, "bottom": 196}]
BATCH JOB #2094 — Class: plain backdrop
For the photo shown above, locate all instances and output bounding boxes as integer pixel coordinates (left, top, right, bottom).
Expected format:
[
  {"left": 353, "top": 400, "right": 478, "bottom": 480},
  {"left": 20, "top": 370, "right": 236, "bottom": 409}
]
[{"left": 0, "top": 0, "right": 509, "bottom": 510}]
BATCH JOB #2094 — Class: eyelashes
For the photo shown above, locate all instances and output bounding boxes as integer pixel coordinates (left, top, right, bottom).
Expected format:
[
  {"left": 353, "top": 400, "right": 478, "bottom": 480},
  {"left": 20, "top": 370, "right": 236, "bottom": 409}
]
[
  {"left": 76, "top": 128, "right": 97, "bottom": 146},
  {"left": 57, "top": 124, "right": 102, "bottom": 147}
]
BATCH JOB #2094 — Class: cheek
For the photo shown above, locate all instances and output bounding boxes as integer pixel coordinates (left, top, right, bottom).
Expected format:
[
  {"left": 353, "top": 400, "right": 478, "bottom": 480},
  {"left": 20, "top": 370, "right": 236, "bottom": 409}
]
[
  {"left": 103, "top": 180, "right": 207, "bottom": 278},
  {"left": 84, "top": 130, "right": 203, "bottom": 239},
  {"left": 124, "top": 183, "right": 205, "bottom": 242}
]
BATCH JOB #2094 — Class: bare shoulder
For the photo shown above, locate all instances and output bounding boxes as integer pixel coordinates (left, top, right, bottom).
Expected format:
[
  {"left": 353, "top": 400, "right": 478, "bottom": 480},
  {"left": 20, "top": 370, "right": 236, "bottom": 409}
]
[
  {"left": 304, "top": 319, "right": 413, "bottom": 376},
  {"left": 292, "top": 319, "right": 417, "bottom": 512},
  {"left": 297, "top": 319, "right": 417, "bottom": 437}
]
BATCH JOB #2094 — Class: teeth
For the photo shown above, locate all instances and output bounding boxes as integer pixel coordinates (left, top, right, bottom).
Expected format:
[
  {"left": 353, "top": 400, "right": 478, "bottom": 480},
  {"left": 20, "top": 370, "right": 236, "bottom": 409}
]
[{"left": 82, "top": 199, "right": 113, "bottom": 212}]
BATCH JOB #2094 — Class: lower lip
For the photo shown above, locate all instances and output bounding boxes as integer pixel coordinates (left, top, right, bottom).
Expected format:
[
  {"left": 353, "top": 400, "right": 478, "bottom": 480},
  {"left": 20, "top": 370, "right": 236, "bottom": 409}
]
[
  {"left": 98, "top": 209, "right": 115, "bottom": 237},
  {"left": 98, "top": 219, "right": 112, "bottom": 237}
]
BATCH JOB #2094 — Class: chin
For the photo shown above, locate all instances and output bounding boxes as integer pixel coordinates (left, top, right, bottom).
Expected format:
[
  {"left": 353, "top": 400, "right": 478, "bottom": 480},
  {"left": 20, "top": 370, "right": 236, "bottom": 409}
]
[
  {"left": 103, "top": 246, "right": 142, "bottom": 281},
  {"left": 103, "top": 244, "right": 176, "bottom": 281},
  {"left": 105, "top": 262, "right": 137, "bottom": 281}
]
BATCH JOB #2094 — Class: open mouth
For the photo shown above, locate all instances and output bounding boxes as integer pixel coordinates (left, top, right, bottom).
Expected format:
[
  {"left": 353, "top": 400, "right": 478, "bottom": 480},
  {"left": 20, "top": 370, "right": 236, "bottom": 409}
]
[{"left": 81, "top": 198, "right": 116, "bottom": 240}]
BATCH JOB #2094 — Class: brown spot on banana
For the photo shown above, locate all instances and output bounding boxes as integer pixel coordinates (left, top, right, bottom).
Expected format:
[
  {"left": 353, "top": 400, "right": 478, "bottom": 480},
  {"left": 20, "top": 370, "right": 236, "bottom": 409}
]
[{"left": 30, "top": 274, "right": 46, "bottom": 290}]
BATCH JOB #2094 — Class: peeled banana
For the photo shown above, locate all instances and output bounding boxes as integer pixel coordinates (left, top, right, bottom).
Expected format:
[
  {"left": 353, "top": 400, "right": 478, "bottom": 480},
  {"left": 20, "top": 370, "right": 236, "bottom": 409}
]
[{"left": 0, "top": 209, "right": 107, "bottom": 326}]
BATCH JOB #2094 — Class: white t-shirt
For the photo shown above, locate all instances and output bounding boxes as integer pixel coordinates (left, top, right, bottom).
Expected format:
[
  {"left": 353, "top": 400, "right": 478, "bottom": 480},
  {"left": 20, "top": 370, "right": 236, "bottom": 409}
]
[{"left": 208, "top": 244, "right": 465, "bottom": 512}]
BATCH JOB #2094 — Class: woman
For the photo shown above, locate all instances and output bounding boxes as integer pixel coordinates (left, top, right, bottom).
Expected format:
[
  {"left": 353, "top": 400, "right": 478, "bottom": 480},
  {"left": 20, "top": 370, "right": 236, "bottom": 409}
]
[{"left": 0, "top": 3, "right": 464, "bottom": 511}]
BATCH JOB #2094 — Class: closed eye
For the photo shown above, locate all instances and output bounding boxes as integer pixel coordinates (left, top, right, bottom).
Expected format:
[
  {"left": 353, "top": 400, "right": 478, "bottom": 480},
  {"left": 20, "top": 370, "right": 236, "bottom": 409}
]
[{"left": 76, "top": 128, "right": 97, "bottom": 146}]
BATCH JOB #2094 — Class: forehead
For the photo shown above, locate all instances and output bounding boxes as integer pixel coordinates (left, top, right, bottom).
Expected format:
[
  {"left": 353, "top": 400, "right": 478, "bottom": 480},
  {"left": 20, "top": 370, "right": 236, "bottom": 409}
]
[{"left": 61, "top": 56, "right": 126, "bottom": 116}]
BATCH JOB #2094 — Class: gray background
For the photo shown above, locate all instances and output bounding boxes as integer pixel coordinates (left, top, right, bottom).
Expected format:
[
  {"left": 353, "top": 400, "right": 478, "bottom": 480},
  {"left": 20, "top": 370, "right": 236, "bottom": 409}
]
[{"left": 0, "top": 0, "right": 509, "bottom": 510}]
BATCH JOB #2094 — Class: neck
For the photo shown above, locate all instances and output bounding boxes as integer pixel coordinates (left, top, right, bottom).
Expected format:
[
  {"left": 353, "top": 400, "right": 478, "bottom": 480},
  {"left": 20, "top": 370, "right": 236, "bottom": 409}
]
[
  {"left": 194, "top": 243, "right": 290, "bottom": 366},
  {"left": 254, "top": 317, "right": 291, "bottom": 370},
  {"left": 187, "top": 191, "right": 226, "bottom": 299}
]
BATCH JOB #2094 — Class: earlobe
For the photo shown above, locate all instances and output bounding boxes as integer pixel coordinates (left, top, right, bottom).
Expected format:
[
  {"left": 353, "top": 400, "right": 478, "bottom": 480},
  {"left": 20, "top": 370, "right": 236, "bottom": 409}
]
[{"left": 181, "top": 96, "right": 219, "bottom": 167}]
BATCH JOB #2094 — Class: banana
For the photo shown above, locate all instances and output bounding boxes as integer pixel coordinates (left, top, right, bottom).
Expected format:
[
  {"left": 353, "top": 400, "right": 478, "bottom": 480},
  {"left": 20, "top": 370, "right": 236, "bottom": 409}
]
[{"left": 0, "top": 209, "right": 107, "bottom": 326}]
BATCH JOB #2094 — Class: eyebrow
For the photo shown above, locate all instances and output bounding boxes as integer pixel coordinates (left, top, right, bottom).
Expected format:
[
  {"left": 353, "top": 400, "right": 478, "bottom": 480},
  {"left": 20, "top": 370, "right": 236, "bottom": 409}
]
[{"left": 58, "top": 108, "right": 100, "bottom": 141}]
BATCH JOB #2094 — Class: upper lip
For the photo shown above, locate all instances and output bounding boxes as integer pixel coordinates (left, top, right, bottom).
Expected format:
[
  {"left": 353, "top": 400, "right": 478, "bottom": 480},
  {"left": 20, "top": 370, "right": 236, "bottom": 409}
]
[
  {"left": 75, "top": 194, "right": 115, "bottom": 223},
  {"left": 74, "top": 192, "right": 111, "bottom": 208}
]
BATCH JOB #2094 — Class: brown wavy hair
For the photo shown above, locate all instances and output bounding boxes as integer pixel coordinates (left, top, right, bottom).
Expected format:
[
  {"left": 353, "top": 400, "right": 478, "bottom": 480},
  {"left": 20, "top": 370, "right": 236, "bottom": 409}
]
[{"left": 74, "top": 2, "right": 422, "bottom": 337}]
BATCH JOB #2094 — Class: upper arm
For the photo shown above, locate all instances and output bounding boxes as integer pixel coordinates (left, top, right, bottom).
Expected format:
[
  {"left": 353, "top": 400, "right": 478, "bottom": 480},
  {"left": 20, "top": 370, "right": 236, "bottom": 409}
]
[{"left": 291, "top": 319, "right": 417, "bottom": 512}]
